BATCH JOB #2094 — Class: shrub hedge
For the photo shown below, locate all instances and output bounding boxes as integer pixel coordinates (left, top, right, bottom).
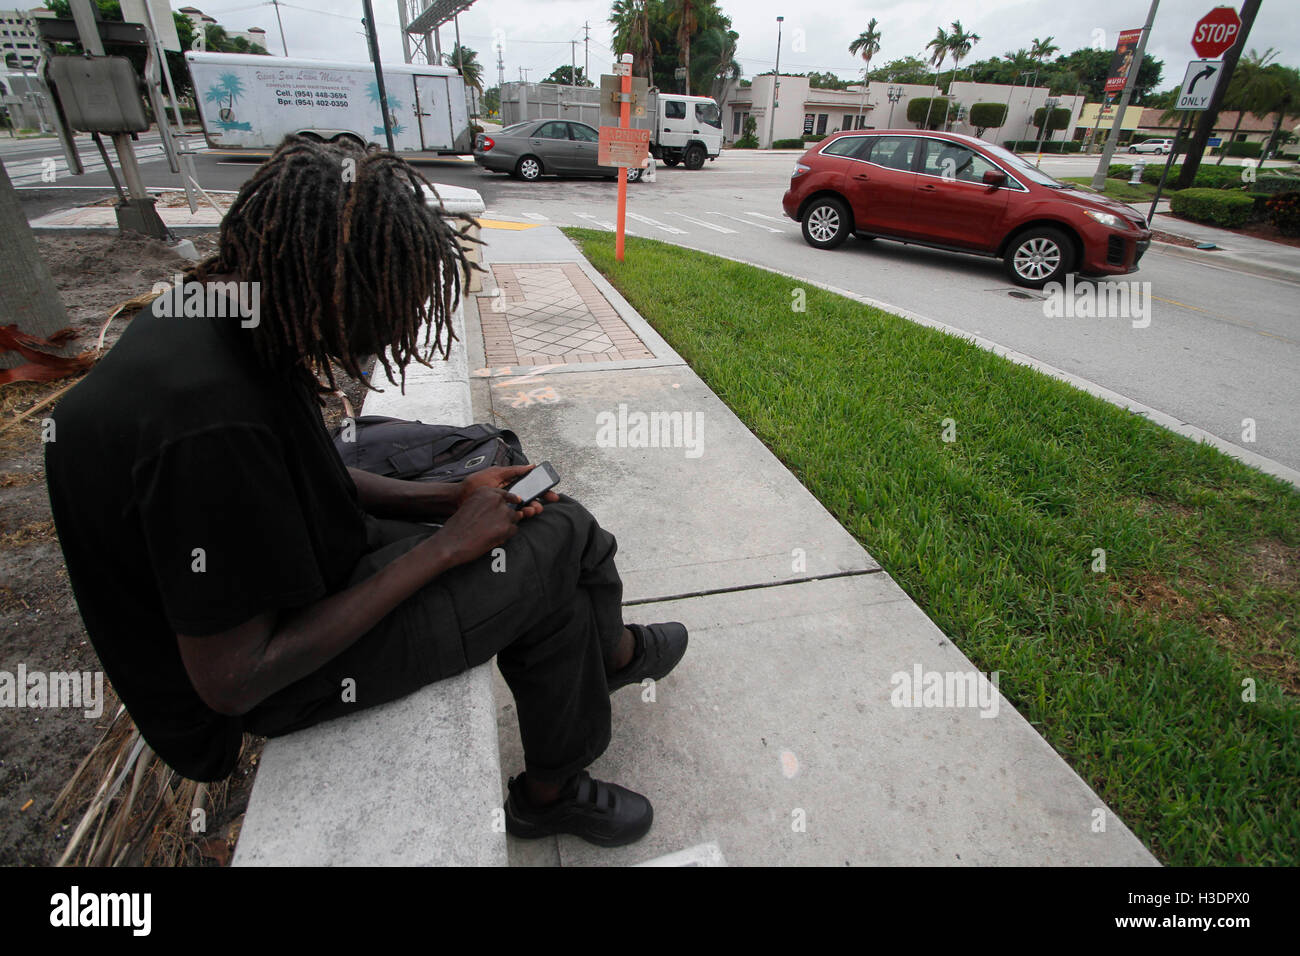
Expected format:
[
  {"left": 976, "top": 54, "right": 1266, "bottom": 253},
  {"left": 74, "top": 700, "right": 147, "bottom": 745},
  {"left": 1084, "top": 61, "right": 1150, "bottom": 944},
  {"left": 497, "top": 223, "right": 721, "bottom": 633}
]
[
  {"left": 1265, "top": 191, "right": 1300, "bottom": 236},
  {"left": 772, "top": 138, "right": 808, "bottom": 149},
  {"left": 1002, "top": 140, "right": 1082, "bottom": 153},
  {"left": 1169, "top": 188, "right": 1254, "bottom": 228}
]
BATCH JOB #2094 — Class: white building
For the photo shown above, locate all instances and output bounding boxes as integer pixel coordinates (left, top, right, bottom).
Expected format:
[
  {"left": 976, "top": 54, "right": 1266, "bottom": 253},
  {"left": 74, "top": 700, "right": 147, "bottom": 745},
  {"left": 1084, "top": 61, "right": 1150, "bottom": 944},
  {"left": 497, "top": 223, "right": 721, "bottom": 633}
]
[
  {"left": 180, "top": 6, "right": 271, "bottom": 52},
  {"left": 0, "top": 8, "right": 52, "bottom": 72},
  {"left": 722, "top": 74, "right": 1084, "bottom": 149}
]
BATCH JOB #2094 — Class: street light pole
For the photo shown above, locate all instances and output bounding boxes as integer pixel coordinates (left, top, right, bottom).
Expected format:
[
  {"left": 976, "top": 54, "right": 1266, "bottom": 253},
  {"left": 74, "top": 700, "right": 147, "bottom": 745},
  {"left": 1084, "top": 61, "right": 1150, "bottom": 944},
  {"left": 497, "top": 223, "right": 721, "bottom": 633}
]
[
  {"left": 886, "top": 85, "right": 902, "bottom": 127},
  {"left": 765, "top": 16, "right": 783, "bottom": 149},
  {"left": 271, "top": 0, "right": 288, "bottom": 56}
]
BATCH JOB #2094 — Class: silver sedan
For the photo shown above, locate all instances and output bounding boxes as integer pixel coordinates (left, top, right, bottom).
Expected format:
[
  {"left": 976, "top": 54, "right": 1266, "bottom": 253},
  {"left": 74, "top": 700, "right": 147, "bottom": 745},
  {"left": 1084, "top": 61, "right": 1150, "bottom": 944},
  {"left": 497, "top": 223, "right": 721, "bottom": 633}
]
[{"left": 473, "top": 119, "right": 642, "bottom": 183}]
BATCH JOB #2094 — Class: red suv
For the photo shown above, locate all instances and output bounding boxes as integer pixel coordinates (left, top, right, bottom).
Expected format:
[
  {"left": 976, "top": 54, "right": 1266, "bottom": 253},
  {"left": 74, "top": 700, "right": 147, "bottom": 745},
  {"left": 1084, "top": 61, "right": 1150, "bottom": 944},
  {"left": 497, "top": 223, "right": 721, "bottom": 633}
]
[{"left": 782, "top": 130, "right": 1152, "bottom": 288}]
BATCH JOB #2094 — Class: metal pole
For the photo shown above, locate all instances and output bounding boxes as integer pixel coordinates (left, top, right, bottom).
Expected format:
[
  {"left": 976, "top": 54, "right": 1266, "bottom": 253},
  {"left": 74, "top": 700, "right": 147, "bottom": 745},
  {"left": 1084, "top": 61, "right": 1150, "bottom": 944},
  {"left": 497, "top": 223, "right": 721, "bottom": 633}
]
[
  {"left": 361, "top": 0, "right": 394, "bottom": 151},
  {"left": 1147, "top": 112, "right": 1189, "bottom": 224},
  {"left": 765, "top": 16, "right": 782, "bottom": 149},
  {"left": 584, "top": 21, "right": 589, "bottom": 86},
  {"left": 272, "top": 0, "right": 289, "bottom": 56},
  {"left": 571, "top": 40, "right": 577, "bottom": 86},
  {"left": 1091, "top": 0, "right": 1159, "bottom": 190}
]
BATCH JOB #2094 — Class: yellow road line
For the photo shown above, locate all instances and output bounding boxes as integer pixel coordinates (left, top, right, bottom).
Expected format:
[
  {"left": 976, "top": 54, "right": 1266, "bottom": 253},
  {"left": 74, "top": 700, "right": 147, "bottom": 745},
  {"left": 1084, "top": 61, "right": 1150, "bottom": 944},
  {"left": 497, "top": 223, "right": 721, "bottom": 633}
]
[{"left": 1151, "top": 295, "right": 1297, "bottom": 344}]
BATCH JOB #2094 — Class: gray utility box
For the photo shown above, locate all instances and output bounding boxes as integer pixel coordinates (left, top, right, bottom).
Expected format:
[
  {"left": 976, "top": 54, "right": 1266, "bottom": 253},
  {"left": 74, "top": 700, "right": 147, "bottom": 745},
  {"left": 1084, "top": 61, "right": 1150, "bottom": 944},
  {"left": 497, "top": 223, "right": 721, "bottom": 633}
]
[{"left": 48, "top": 56, "right": 148, "bottom": 134}]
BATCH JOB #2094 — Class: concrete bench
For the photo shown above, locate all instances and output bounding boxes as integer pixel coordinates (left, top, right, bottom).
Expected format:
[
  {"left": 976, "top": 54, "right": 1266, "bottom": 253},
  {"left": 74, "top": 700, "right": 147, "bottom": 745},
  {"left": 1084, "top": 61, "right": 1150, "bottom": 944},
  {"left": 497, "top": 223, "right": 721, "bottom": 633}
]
[{"left": 234, "top": 187, "right": 505, "bottom": 866}]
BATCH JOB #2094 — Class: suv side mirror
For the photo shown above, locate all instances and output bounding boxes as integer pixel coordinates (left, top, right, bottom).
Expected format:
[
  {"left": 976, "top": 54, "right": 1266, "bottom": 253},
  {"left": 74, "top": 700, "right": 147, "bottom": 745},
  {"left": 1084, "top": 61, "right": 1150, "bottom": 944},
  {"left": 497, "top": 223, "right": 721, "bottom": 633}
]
[{"left": 982, "top": 169, "right": 1006, "bottom": 187}]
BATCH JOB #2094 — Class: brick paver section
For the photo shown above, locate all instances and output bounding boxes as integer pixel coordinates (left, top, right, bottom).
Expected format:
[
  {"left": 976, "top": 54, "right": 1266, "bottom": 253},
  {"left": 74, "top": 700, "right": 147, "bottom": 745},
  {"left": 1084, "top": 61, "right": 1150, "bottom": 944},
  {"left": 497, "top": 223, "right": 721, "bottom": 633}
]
[{"left": 478, "top": 263, "right": 655, "bottom": 366}]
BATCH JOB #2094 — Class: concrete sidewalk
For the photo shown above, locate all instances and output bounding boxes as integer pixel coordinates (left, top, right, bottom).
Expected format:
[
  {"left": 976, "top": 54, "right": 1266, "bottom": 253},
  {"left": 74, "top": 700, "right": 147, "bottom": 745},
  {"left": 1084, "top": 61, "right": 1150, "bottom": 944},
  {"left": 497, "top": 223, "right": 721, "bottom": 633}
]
[
  {"left": 466, "top": 223, "right": 1158, "bottom": 866},
  {"left": 1150, "top": 212, "right": 1300, "bottom": 284}
]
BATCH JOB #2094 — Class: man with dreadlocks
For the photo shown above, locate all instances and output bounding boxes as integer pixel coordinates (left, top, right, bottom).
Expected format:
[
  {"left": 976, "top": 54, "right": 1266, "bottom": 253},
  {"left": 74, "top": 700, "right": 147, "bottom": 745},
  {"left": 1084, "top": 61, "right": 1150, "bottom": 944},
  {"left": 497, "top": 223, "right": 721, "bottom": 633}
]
[{"left": 45, "top": 136, "right": 687, "bottom": 848}]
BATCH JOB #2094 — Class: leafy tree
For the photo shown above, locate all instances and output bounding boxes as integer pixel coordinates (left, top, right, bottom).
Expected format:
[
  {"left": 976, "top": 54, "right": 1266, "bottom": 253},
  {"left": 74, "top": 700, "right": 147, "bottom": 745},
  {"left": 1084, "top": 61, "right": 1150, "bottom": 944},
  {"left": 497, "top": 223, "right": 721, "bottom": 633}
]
[
  {"left": 608, "top": 0, "right": 734, "bottom": 97},
  {"left": 1256, "top": 63, "right": 1300, "bottom": 159},
  {"left": 482, "top": 86, "right": 500, "bottom": 116},
  {"left": 868, "top": 56, "right": 931, "bottom": 84},
  {"left": 545, "top": 65, "right": 593, "bottom": 87},
  {"left": 1032, "top": 105, "right": 1071, "bottom": 138},
  {"left": 807, "top": 71, "right": 852, "bottom": 91},
  {"left": 969, "top": 102, "right": 1008, "bottom": 136},
  {"left": 42, "top": 0, "right": 227, "bottom": 99},
  {"left": 907, "top": 97, "right": 948, "bottom": 130}
]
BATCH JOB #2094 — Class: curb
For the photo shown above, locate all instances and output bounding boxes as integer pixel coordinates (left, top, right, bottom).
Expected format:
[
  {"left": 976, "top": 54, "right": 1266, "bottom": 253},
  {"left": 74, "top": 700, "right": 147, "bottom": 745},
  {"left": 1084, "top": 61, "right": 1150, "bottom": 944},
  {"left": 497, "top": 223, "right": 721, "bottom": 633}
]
[{"left": 1150, "top": 239, "right": 1300, "bottom": 285}]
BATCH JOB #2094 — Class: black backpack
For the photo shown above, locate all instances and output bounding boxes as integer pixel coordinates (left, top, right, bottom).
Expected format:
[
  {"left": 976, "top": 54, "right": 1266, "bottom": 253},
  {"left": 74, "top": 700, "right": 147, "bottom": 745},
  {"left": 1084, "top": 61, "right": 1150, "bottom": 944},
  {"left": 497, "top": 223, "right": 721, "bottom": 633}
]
[{"left": 332, "top": 415, "right": 528, "bottom": 483}]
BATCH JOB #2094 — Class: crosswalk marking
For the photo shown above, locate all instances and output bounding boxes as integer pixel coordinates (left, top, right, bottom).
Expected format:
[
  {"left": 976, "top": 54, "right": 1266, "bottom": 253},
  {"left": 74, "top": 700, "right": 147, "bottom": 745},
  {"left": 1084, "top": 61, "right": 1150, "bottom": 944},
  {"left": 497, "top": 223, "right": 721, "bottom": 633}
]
[
  {"left": 704, "top": 211, "right": 782, "bottom": 233},
  {"left": 667, "top": 211, "right": 737, "bottom": 234},
  {"left": 626, "top": 212, "right": 687, "bottom": 234},
  {"left": 521, "top": 212, "right": 549, "bottom": 220},
  {"left": 745, "top": 211, "right": 790, "bottom": 224}
]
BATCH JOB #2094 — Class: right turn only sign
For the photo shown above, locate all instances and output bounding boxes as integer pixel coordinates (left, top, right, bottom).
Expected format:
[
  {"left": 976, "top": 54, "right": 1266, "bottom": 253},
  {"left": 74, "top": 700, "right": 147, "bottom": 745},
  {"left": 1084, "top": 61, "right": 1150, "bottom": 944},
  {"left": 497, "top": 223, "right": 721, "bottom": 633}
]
[{"left": 1177, "top": 59, "right": 1223, "bottom": 110}]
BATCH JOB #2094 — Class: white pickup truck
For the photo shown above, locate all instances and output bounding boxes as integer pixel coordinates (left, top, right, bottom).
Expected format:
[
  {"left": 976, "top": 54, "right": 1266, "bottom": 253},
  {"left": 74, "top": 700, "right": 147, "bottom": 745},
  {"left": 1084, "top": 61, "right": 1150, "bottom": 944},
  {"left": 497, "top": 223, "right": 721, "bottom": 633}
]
[{"left": 186, "top": 52, "right": 472, "bottom": 154}]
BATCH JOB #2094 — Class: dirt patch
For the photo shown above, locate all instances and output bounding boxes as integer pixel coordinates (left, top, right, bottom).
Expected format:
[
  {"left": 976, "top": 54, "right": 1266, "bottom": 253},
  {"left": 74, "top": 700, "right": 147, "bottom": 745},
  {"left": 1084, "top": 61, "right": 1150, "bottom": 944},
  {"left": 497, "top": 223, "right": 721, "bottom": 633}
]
[
  {"left": 1151, "top": 230, "right": 1199, "bottom": 249},
  {"left": 0, "top": 232, "right": 365, "bottom": 866},
  {"left": 1249, "top": 540, "right": 1300, "bottom": 589}
]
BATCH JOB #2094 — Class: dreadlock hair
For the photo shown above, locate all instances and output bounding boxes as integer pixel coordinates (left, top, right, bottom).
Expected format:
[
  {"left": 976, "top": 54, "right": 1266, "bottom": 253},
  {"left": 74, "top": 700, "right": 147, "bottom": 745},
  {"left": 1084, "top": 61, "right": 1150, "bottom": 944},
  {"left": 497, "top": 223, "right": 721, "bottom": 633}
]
[{"left": 189, "top": 134, "right": 478, "bottom": 396}]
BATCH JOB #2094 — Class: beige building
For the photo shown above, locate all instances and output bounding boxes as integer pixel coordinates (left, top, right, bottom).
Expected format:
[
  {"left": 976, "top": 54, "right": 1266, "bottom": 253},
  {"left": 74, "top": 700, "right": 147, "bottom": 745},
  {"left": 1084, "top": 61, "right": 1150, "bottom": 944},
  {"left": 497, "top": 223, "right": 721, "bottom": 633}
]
[{"left": 721, "top": 74, "right": 1083, "bottom": 148}]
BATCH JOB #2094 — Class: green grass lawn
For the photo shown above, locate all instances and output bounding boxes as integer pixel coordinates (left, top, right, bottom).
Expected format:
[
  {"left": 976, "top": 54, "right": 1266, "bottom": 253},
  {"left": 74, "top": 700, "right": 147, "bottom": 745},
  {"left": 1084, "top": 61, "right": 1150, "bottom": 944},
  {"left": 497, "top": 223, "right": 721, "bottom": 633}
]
[
  {"left": 1064, "top": 176, "right": 1165, "bottom": 204},
  {"left": 566, "top": 227, "right": 1300, "bottom": 866}
]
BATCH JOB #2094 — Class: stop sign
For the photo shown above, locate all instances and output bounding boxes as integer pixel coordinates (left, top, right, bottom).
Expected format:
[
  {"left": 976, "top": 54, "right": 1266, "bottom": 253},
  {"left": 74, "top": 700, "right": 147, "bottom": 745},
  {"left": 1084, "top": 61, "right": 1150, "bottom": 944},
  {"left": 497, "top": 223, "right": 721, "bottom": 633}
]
[{"left": 1192, "top": 6, "right": 1242, "bottom": 58}]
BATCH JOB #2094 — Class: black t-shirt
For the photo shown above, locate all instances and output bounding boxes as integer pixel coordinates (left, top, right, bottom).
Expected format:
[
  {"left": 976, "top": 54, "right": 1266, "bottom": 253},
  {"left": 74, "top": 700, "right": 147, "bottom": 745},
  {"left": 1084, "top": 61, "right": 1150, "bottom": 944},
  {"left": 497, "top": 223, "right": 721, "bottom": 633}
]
[{"left": 45, "top": 298, "right": 368, "bottom": 781}]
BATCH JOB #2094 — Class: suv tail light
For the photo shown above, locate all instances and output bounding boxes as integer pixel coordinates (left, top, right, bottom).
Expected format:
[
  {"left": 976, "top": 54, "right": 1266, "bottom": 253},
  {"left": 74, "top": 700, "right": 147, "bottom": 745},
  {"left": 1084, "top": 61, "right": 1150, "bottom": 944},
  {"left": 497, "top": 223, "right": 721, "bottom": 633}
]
[{"left": 792, "top": 162, "right": 810, "bottom": 178}]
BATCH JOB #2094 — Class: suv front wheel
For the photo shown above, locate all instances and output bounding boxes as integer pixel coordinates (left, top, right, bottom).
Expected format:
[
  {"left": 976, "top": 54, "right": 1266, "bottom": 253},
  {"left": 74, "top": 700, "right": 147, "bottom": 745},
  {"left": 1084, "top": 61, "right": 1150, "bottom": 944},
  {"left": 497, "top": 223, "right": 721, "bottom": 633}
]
[
  {"left": 1004, "top": 227, "right": 1073, "bottom": 288},
  {"left": 801, "top": 197, "right": 851, "bottom": 249}
]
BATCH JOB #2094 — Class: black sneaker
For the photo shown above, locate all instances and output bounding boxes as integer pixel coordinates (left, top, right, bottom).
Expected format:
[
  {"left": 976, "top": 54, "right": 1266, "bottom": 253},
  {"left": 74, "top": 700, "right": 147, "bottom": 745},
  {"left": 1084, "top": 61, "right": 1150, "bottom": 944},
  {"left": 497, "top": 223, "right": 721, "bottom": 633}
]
[
  {"left": 504, "top": 771, "right": 654, "bottom": 847},
  {"left": 607, "top": 622, "right": 689, "bottom": 694}
]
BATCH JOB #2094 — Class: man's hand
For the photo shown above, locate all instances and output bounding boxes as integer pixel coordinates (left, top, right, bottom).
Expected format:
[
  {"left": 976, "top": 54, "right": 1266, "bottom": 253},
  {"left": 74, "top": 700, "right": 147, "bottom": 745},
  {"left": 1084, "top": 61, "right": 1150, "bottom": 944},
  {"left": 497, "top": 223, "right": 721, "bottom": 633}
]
[
  {"left": 435, "top": 486, "right": 526, "bottom": 566},
  {"left": 456, "top": 465, "right": 559, "bottom": 518}
]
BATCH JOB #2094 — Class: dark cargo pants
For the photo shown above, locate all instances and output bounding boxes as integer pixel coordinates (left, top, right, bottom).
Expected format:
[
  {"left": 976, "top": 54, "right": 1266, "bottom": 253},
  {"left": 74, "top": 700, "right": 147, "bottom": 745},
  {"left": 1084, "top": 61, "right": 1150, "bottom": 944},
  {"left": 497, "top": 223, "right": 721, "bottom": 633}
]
[{"left": 244, "top": 495, "right": 624, "bottom": 784}]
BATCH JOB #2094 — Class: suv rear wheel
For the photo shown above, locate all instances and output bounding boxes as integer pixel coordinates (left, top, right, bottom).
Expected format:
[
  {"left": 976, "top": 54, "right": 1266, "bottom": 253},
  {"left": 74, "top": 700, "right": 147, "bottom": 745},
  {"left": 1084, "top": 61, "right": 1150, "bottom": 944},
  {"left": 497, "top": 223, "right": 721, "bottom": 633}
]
[
  {"left": 801, "top": 197, "right": 851, "bottom": 249},
  {"left": 1004, "top": 226, "right": 1073, "bottom": 288}
]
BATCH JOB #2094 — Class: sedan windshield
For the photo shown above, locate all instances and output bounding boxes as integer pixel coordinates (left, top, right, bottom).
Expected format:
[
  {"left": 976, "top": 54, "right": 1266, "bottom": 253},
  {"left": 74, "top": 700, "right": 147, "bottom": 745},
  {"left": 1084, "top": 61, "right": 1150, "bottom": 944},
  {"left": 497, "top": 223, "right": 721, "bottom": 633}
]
[{"left": 978, "top": 141, "right": 1068, "bottom": 188}]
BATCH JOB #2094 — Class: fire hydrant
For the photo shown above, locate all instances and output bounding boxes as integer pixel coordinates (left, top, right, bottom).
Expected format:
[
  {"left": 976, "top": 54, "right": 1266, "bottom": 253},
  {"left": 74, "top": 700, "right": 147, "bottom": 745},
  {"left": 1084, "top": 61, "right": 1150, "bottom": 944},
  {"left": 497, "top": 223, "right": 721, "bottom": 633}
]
[{"left": 1129, "top": 159, "right": 1146, "bottom": 185}]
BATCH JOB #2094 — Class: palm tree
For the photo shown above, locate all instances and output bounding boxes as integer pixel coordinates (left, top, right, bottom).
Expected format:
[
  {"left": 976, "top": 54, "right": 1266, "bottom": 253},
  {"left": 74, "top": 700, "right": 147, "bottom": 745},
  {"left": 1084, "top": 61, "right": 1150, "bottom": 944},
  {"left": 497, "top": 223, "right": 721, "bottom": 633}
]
[
  {"left": 1030, "top": 36, "right": 1059, "bottom": 64},
  {"left": 443, "top": 43, "right": 482, "bottom": 90},
  {"left": 944, "top": 20, "right": 981, "bottom": 127},
  {"left": 1216, "top": 49, "right": 1277, "bottom": 164},
  {"left": 1257, "top": 63, "right": 1300, "bottom": 161},
  {"left": 610, "top": 0, "right": 654, "bottom": 82},
  {"left": 699, "top": 27, "right": 741, "bottom": 104},
  {"left": 669, "top": 0, "right": 700, "bottom": 94},
  {"left": 848, "top": 18, "right": 882, "bottom": 127},
  {"left": 922, "top": 25, "right": 951, "bottom": 128}
]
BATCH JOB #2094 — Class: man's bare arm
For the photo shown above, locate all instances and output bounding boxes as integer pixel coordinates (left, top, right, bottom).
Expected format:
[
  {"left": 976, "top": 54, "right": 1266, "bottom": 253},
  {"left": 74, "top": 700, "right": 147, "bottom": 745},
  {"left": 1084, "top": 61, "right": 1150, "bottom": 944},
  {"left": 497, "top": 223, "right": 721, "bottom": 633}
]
[
  {"left": 176, "top": 487, "right": 523, "bottom": 716},
  {"left": 348, "top": 467, "right": 460, "bottom": 520}
]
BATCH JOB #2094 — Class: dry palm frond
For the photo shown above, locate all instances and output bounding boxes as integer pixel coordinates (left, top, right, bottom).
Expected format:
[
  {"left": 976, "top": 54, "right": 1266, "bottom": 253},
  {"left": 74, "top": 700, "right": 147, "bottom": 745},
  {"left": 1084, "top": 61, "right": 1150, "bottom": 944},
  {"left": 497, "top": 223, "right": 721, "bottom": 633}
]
[{"left": 51, "top": 707, "right": 243, "bottom": 867}]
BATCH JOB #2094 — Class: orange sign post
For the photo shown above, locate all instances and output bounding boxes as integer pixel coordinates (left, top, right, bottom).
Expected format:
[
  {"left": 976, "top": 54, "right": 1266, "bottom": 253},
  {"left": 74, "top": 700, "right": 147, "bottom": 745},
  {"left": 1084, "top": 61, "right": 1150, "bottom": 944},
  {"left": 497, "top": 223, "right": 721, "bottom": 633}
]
[{"left": 615, "top": 56, "right": 632, "bottom": 262}]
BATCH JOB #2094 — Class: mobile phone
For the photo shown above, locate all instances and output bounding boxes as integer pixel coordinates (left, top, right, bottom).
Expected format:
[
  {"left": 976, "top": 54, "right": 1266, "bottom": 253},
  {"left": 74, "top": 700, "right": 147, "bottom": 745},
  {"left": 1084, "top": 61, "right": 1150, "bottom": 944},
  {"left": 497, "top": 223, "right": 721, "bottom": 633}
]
[{"left": 506, "top": 462, "right": 560, "bottom": 509}]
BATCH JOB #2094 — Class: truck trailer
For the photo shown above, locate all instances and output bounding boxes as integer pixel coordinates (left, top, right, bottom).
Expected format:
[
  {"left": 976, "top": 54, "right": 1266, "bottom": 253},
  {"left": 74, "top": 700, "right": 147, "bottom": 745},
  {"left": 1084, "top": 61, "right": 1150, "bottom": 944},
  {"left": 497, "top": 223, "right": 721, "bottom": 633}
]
[
  {"left": 186, "top": 52, "right": 472, "bottom": 154},
  {"left": 499, "top": 81, "right": 722, "bottom": 169}
]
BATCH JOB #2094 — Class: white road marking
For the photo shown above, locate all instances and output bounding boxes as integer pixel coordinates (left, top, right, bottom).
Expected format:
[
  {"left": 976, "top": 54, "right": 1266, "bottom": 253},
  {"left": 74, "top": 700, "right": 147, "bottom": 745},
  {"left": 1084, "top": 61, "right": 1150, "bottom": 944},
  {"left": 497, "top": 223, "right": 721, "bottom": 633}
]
[
  {"left": 667, "top": 211, "right": 736, "bottom": 233},
  {"left": 521, "top": 212, "right": 549, "bottom": 220},
  {"left": 577, "top": 213, "right": 615, "bottom": 230},
  {"left": 705, "top": 211, "right": 782, "bottom": 233},
  {"left": 626, "top": 211, "right": 687, "bottom": 234},
  {"left": 745, "top": 211, "right": 791, "bottom": 224}
]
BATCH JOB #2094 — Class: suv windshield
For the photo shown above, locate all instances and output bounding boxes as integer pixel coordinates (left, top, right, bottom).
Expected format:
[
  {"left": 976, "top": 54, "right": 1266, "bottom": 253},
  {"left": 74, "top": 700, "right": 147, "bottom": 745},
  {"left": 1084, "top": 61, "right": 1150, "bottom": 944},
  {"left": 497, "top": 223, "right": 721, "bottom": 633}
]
[{"left": 978, "top": 141, "right": 1067, "bottom": 187}]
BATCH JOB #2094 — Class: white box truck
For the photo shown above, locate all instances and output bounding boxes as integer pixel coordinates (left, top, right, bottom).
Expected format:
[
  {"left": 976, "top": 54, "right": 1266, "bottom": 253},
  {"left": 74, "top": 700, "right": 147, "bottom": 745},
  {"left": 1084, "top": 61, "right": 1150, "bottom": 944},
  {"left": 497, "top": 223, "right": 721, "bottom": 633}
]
[
  {"left": 499, "top": 81, "right": 722, "bottom": 169},
  {"left": 186, "top": 52, "right": 472, "bottom": 154}
]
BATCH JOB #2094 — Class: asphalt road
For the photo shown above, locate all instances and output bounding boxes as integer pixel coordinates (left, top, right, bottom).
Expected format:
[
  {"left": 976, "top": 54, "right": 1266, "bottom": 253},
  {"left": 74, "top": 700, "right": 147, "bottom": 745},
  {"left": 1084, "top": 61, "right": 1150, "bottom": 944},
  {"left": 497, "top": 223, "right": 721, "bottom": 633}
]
[{"left": 9, "top": 136, "right": 1298, "bottom": 473}]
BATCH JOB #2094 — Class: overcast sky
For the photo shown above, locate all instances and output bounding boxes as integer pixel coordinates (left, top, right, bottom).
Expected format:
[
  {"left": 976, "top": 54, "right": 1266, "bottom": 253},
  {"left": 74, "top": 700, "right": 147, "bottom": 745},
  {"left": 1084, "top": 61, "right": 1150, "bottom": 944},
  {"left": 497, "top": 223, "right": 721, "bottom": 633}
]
[{"left": 189, "top": 0, "right": 1299, "bottom": 93}]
